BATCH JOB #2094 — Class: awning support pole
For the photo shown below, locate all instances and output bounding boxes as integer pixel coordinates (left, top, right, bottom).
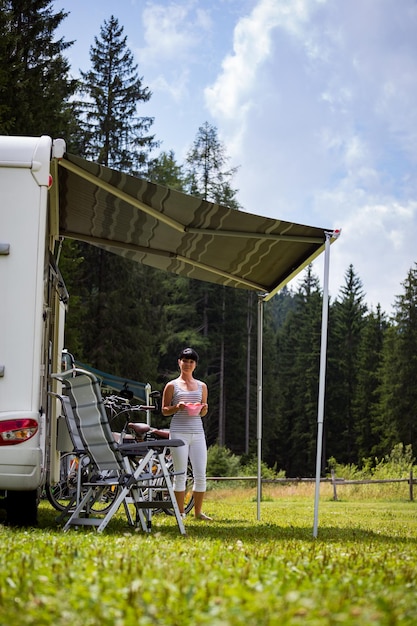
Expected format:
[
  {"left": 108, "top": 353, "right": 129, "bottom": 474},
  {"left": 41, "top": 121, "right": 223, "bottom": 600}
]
[
  {"left": 257, "top": 294, "right": 264, "bottom": 520},
  {"left": 313, "top": 231, "right": 332, "bottom": 538}
]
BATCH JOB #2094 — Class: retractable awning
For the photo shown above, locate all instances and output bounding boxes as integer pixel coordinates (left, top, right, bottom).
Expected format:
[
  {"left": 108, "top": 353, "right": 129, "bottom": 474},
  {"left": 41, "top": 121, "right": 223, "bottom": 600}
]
[
  {"left": 54, "top": 150, "right": 340, "bottom": 537},
  {"left": 56, "top": 153, "right": 338, "bottom": 300}
]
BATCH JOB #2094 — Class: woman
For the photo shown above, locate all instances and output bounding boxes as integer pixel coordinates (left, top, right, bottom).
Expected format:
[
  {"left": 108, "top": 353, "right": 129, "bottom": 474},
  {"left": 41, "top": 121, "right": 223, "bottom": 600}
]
[{"left": 162, "top": 347, "right": 212, "bottom": 521}]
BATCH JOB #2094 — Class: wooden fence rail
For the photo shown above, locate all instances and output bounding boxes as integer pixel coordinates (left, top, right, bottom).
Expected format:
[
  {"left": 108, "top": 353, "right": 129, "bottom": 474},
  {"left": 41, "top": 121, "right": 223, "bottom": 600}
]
[
  {"left": 206, "top": 470, "right": 417, "bottom": 501},
  {"left": 329, "top": 469, "right": 417, "bottom": 502}
]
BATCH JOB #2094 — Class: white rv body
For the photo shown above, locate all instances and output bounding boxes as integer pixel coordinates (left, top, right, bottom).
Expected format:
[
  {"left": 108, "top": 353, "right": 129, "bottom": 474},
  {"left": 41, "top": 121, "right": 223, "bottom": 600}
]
[{"left": 0, "top": 136, "right": 64, "bottom": 506}]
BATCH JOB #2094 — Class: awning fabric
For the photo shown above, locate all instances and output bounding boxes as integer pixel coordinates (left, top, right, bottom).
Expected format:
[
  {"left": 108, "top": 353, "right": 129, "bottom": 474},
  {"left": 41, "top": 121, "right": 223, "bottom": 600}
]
[{"left": 57, "top": 153, "right": 337, "bottom": 301}]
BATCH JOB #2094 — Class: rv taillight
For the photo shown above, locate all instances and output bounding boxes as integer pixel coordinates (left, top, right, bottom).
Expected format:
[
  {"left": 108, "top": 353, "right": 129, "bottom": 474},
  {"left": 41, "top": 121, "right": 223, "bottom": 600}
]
[{"left": 0, "top": 419, "right": 38, "bottom": 445}]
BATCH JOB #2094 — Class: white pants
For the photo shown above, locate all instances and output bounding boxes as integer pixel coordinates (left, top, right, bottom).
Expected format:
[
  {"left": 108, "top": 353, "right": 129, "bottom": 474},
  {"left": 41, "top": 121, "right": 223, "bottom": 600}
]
[{"left": 170, "top": 431, "right": 207, "bottom": 492}]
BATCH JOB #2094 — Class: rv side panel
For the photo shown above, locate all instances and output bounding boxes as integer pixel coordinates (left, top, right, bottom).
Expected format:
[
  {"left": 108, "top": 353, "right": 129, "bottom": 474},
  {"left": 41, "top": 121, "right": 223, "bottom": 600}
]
[{"left": 0, "top": 136, "right": 52, "bottom": 490}]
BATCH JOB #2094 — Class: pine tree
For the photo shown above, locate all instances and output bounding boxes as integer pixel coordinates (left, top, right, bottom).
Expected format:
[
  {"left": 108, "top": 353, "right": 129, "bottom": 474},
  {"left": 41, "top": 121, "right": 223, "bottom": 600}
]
[
  {"left": 63, "top": 16, "right": 164, "bottom": 383},
  {"left": 77, "top": 15, "right": 159, "bottom": 173},
  {"left": 272, "top": 266, "right": 323, "bottom": 475},
  {"left": 147, "top": 150, "right": 186, "bottom": 191},
  {"left": 260, "top": 286, "right": 297, "bottom": 465},
  {"left": 354, "top": 305, "right": 388, "bottom": 461},
  {"left": 376, "top": 264, "right": 417, "bottom": 455},
  {"left": 326, "top": 265, "right": 367, "bottom": 464},
  {"left": 0, "top": 0, "right": 77, "bottom": 137},
  {"left": 373, "top": 324, "right": 401, "bottom": 454},
  {"left": 185, "top": 122, "right": 240, "bottom": 209},
  {"left": 267, "top": 285, "right": 296, "bottom": 332}
]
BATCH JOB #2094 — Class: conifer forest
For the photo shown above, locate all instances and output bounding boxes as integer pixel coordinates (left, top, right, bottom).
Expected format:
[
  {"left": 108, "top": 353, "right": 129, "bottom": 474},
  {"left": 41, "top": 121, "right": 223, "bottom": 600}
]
[{"left": 2, "top": 1, "right": 417, "bottom": 476}]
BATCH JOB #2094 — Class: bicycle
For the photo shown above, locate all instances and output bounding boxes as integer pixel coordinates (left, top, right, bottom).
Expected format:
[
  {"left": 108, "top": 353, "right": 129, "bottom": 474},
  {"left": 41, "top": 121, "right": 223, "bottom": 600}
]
[{"left": 45, "top": 452, "right": 119, "bottom": 514}]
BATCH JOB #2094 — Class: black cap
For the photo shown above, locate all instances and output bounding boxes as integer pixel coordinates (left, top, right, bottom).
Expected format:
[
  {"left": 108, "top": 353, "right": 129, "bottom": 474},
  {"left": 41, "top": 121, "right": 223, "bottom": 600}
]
[{"left": 178, "top": 347, "right": 199, "bottom": 362}]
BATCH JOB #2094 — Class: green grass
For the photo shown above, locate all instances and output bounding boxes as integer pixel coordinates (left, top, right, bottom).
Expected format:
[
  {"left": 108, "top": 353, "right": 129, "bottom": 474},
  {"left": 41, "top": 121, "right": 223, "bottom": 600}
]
[{"left": 1, "top": 486, "right": 417, "bottom": 625}]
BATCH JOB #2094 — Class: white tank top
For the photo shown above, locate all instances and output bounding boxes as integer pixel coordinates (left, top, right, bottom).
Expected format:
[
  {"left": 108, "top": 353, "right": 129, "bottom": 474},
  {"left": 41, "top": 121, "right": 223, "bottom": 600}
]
[{"left": 170, "top": 379, "right": 204, "bottom": 434}]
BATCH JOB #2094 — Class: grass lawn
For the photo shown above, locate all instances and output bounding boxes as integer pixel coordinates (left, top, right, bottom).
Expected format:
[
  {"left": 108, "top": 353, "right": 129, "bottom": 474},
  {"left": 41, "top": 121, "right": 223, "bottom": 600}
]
[{"left": 1, "top": 484, "right": 417, "bottom": 625}]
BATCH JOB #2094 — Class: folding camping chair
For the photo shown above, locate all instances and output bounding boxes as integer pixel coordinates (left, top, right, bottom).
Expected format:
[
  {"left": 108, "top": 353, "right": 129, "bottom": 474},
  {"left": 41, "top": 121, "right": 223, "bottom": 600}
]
[{"left": 51, "top": 368, "right": 186, "bottom": 535}]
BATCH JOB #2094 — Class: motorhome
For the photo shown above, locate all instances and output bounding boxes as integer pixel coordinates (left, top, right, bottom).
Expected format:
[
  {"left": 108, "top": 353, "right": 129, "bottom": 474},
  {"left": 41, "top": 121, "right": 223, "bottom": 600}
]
[{"left": 0, "top": 135, "right": 66, "bottom": 525}]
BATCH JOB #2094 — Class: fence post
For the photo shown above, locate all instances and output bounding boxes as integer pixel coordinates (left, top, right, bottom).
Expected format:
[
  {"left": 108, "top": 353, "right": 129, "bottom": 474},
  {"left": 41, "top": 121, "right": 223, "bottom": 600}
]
[
  {"left": 410, "top": 470, "right": 414, "bottom": 502},
  {"left": 331, "top": 469, "right": 338, "bottom": 501}
]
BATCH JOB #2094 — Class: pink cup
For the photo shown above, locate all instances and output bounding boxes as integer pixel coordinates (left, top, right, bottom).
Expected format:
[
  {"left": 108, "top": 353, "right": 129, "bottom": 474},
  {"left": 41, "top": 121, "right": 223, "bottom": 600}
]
[{"left": 184, "top": 402, "right": 203, "bottom": 416}]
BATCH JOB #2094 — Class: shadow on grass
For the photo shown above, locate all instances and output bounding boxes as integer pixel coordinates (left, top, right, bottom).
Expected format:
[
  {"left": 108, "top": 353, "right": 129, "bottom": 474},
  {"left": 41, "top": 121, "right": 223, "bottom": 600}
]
[
  {"left": 181, "top": 517, "right": 417, "bottom": 544},
  {"left": 29, "top": 503, "right": 417, "bottom": 546}
]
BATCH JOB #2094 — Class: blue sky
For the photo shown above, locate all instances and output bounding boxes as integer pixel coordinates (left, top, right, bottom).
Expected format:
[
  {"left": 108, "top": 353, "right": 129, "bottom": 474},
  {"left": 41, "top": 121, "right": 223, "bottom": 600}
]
[{"left": 54, "top": 0, "right": 417, "bottom": 315}]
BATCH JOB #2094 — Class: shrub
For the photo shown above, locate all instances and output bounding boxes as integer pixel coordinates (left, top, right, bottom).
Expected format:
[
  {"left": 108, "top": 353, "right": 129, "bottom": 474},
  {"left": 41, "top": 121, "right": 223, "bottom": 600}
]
[
  {"left": 240, "top": 456, "right": 285, "bottom": 479},
  {"left": 327, "top": 443, "right": 416, "bottom": 481},
  {"left": 207, "top": 444, "right": 241, "bottom": 477},
  {"left": 372, "top": 443, "right": 415, "bottom": 478},
  {"left": 326, "top": 456, "right": 368, "bottom": 480}
]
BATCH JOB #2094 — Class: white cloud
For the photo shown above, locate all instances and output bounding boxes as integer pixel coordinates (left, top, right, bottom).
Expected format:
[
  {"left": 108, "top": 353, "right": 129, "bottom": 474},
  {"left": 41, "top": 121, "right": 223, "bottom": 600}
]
[
  {"left": 206, "top": 1, "right": 294, "bottom": 128},
  {"left": 205, "top": 0, "right": 328, "bottom": 151},
  {"left": 150, "top": 70, "right": 190, "bottom": 103},
  {"left": 138, "top": 2, "right": 211, "bottom": 64},
  {"left": 134, "top": 1, "right": 215, "bottom": 110}
]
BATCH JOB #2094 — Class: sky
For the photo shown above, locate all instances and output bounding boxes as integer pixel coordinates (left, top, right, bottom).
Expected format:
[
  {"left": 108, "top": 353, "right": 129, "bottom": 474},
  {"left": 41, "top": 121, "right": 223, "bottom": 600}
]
[{"left": 54, "top": 0, "right": 417, "bottom": 315}]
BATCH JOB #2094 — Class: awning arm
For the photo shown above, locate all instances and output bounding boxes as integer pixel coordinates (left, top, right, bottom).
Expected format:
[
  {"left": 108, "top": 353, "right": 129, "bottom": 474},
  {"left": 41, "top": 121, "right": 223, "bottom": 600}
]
[
  {"left": 59, "top": 158, "right": 186, "bottom": 234},
  {"left": 186, "top": 226, "right": 323, "bottom": 244},
  {"left": 61, "top": 231, "right": 267, "bottom": 291}
]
